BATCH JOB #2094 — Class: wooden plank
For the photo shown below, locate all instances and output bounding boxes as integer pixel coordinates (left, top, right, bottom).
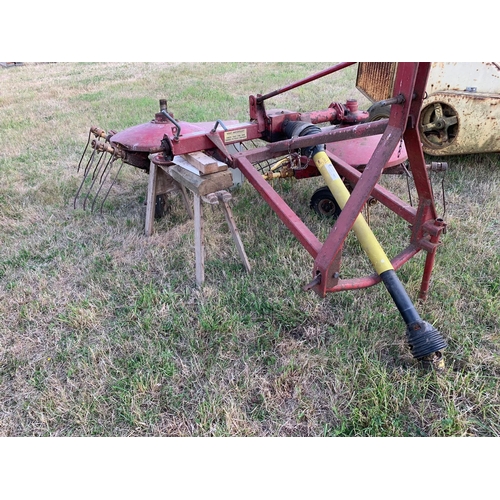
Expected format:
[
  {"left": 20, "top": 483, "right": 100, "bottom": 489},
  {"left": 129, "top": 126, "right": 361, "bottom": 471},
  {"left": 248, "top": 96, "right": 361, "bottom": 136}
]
[
  {"left": 174, "top": 154, "right": 227, "bottom": 176},
  {"left": 168, "top": 165, "right": 233, "bottom": 197},
  {"left": 178, "top": 183, "right": 194, "bottom": 219},
  {"left": 172, "top": 156, "right": 204, "bottom": 177},
  {"left": 155, "top": 167, "right": 177, "bottom": 194},
  {"left": 181, "top": 151, "right": 228, "bottom": 175},
  {"left": 157, "top": 165, "right": 194, "bottom": 219}
]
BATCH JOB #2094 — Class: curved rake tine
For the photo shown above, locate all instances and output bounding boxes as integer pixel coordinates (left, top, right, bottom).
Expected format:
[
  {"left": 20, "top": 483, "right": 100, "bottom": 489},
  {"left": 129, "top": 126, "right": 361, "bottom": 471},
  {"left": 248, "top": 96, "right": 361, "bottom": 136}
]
[
  {"left": 82, "top": 137, "right": 107, "bottom": 179},
  {"left": 99, "top": 159, "right": 124, "bottom": 215},
  {"left": 82, "top": 144, "right": 100, "bottom": 178},
  {"left": 91, "top": 154, "right": 118, "bottom": 213},
  {"left": 76, "top": 128, "right": 93, "bottom": 174},
  {"left": 99, "top": 151, "right": 116, "bottom": 184},
  {"left": 74, "top": 147, "right": 101, "bottom": 209},
  {"left": 90, "top": 147, "right": 107, "bottom": 181},
  {"left": 82, "top": 151, "right": 111, "bottom": 210}
]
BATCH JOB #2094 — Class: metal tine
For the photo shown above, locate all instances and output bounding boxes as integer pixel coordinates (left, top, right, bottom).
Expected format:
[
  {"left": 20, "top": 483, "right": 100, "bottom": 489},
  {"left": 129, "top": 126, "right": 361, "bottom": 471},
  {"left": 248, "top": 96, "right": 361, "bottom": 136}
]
[
  {"left": 82, "top": 137, "right": 105, "bottom": 179},
  {"left": 74, "top": 148, "right": 102, "bottom": 209},
  {"left": 89, "top": 143, "right": 108, "bottom": 181},
  {"left": 83, "top": 146, "right": 98, "bottom": 178},
  {"left": 99, "top": 149, "right": 116, "bottom": 184},
  {"left": 82, "top": 150, "right": 112, "bottom": 210},
  {"left": 76, "top": 128, "right": 93, "bottom": 174},
  {"left": 74, "top": 136, "right": 109, "bottom": 209},
  {"left": 77, "top": 126, "right": 109, "bottom": 174},
  {"left": 91, "top": 153, "right": 119, "bottom": 213},
  {"left": 99, "top": 159, "right": 125, "bottom": 215}
]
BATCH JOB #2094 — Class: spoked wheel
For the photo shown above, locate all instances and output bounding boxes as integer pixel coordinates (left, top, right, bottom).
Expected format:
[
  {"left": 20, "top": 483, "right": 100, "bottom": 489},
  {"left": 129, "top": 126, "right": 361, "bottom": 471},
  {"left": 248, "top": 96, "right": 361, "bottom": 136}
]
[
  {"left": 310, "top": 186, "right": 342, "bottom": 219},
  {"left": 419, "top": 101, "right": 458, "bottom": 149}
]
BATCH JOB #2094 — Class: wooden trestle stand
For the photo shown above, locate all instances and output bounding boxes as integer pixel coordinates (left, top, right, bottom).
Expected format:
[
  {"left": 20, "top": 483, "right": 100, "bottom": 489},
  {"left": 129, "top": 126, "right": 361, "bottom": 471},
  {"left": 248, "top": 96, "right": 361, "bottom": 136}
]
[{"left": 146, "top": 152, "right": 251, "bottom": 286}]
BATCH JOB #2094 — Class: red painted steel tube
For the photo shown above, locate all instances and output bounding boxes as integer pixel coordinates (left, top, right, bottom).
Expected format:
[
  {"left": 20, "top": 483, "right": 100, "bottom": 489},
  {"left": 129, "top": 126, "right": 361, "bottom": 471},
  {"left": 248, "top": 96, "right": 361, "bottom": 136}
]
[
  {"left": 233, "top": 155, "right": 322, "bottom": 258},
  {"left": 398, "top": 63, "right": 445, "bottom": 300},
  {"left": 311, "top": 123, "right": 405, "bottom": 296},
  {"left": 239, "top": 120, "right": 388, "bottom": 166},
  {"left": 402, "top": 63, "right": 438, "bottom": 249},
  {"left": 418, "top": 218, "right": 445, "bottom": 300},
  {"left": 256, "top": 62, "right": 356, "bottom": 103},
  {"left": 325, "top": 244, "right": 420, "bottom": 292},
  {"left": 311, "top": 63, "right": 425, "bottom": 297},
  {"left": 237, "top": 63, "right": 443, "bottom": 302},
  {"left": 327, "top": 151, "right": 417, "bottom": 224},
  {"left": 267, "top": 120, "right": 388, "bottom": 157}
]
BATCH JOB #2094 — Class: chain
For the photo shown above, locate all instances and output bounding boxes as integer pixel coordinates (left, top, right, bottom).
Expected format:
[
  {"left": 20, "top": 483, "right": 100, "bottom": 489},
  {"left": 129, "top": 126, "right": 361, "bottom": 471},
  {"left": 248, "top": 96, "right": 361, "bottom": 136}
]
[{"left": 401, "top": 161, "right": 413, "bottom": 207}]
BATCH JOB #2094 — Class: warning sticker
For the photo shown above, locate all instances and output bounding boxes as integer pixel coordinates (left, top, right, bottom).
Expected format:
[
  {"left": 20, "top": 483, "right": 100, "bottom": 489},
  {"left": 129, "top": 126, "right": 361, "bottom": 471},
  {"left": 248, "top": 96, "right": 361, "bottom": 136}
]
[
  {"left": 325, "top": 163, "right": 341, "bottom": 181},
  {"left": 225, "top": 129, "right": 248, "bottom": 142}
]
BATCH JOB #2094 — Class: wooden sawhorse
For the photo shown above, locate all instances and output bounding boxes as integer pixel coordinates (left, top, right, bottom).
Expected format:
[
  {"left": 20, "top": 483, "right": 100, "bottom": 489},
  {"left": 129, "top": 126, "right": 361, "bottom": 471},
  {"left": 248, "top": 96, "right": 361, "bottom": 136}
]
[{"left": 146, "top": 154, "right": 251, "bottom": 286}]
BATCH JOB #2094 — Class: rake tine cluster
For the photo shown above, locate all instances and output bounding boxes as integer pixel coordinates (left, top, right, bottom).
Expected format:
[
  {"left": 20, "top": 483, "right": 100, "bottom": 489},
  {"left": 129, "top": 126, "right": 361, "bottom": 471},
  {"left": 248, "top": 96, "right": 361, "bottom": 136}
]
[
  {"left": 74, "top": 127, "right": 124, "bottom": 214},
  {"left": 96, "top": 158, "right": 124, "bottom": 215}
]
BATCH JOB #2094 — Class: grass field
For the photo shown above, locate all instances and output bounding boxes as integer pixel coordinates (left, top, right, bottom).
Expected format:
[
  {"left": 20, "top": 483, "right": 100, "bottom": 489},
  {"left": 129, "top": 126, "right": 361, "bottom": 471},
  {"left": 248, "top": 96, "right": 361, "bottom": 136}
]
[{"left": 0, "top": 62, "right": 499, "bottom": 437}]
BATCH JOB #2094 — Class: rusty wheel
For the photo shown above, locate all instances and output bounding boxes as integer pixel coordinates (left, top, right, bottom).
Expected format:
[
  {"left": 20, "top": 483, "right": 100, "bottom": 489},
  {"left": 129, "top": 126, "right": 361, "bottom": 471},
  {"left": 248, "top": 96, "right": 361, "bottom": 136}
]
[
  {"left": 310, "top": 186, "right": 342, "bottom": 218},
  {"left": 419, "top": 102, "right": 458, "bottom": 149}
]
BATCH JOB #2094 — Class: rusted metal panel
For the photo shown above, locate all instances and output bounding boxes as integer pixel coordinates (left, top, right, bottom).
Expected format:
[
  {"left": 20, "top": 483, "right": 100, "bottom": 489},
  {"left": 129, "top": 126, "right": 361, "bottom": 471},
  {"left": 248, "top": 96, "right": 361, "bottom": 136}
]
[
  {"left": 420, "top": 62, "right": 500, "bottom": 155},
  {"left": 356, "top": 62, "right": 398, "bottom": 102},
  {"left": 420, "top": 91, "right": 500, "bottom": 155},
  {"left": 427, "top": 62, "right": 500, "bottom": 94}
]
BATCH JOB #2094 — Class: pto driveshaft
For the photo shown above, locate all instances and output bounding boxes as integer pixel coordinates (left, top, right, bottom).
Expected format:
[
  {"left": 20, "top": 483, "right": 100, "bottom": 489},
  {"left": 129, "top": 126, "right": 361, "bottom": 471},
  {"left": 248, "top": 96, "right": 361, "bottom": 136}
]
[{"left": 284, "top": 121, "right": 447, "bottom": 364}]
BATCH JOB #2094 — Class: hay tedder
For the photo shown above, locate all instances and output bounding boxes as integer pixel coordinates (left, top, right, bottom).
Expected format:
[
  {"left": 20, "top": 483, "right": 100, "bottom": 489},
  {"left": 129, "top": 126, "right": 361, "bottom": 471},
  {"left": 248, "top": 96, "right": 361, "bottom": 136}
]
[{"left": 75, "top": 62, "right": 449, "bottom": 367}]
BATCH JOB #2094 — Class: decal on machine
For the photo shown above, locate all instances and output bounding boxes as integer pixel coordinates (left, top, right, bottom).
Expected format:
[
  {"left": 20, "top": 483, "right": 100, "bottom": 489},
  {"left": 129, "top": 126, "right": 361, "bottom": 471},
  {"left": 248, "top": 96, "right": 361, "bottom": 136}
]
[{"left": 224, "top": 129, "right": 248, "bottom": 142}]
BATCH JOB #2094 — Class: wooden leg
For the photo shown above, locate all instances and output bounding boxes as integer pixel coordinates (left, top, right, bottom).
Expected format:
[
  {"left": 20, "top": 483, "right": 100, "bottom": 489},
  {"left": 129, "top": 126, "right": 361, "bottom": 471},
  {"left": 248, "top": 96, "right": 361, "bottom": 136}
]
[
  {"left": 145, "top": 161, "right": 157, "bottom": 236},
  {"left": 194, "top": 194, "right": 204, "bottom": 286},
  {"left": 218, "top": 196, "right": 252, "bottom": 273},
  {"left": 179, "top": 183, "right": 194, "bottom": 219}
]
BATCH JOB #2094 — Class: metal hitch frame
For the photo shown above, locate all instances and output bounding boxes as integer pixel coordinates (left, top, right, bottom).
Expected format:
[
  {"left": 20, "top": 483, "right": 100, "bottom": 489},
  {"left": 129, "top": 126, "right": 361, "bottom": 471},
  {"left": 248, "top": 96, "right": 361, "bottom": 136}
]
[{"left": 231, "top": 62, "right": 446, "bottom": 302}]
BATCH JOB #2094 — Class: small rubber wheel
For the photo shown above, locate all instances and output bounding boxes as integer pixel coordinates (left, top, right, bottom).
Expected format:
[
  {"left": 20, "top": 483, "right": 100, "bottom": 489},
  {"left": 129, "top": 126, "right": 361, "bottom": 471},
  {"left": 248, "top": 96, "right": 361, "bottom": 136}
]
[
  {"left": 155, "top": 194, "right": 169, "bottom": 219},
  {"left": 366, "top": 103, "right": 391, "bottom": 122},
  {"left": 310, "top": 186, "right": 342, "bottom": 218}
]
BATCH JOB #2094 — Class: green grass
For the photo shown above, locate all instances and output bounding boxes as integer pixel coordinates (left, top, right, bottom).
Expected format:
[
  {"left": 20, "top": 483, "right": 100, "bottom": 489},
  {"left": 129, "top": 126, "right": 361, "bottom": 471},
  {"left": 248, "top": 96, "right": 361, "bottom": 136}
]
[{"left": 0, "top": 62, "right": 499, "bottom": 436}]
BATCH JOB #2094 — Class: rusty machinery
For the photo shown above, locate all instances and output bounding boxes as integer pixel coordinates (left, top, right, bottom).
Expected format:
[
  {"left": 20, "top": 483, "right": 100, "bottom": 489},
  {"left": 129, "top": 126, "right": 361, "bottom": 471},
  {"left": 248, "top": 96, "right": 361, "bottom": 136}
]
[
  {"left": 361, "top": 62, "right": 500, "bottom": 156},
  {"left": 75, "top": 62, "right": 448, "bottom": 366}
]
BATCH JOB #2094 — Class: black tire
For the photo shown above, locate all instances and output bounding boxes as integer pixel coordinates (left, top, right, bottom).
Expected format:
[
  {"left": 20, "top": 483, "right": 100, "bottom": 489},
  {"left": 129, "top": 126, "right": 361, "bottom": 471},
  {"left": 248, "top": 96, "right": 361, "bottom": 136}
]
[
  {"left": 366, "top": 103, "right": 391, "bottom": 122},
  {"left": 310, "top": 186, "right": 342, "bottom": 219},
  {"left": 155, "top": 193, "right": 169, "bottom": 219}
]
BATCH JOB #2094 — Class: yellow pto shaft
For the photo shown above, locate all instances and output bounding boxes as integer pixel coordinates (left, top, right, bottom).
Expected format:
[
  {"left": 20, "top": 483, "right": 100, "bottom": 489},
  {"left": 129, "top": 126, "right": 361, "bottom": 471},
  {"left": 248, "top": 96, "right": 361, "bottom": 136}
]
[{"left": 313, "top": 150, "right": 393, "bottom": 275}]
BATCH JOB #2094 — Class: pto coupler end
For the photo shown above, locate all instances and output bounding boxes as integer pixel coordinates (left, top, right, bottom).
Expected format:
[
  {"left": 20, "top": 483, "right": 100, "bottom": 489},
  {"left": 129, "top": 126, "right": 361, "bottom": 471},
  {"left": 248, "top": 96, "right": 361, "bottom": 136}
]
[{"left": 381, "top": 269, "right": 447, "bottom": 365}]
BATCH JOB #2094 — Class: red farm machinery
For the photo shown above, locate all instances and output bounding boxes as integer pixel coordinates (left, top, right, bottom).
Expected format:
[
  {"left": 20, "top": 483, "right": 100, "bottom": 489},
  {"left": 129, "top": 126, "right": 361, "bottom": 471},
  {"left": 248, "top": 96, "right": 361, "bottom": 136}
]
[{"left": 75, "top": 62, "right": 448, "bottom": 367}]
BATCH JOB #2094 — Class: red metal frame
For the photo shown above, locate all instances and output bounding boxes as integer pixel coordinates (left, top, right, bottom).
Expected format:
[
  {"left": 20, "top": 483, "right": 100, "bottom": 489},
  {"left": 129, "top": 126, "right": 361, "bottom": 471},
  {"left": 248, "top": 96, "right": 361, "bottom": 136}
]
[
  {"left": 231, "top": 62, "right": 446, "bottom": 299},
  {"left": 80, "top": 62, "right": 445, "bottom": 303}
]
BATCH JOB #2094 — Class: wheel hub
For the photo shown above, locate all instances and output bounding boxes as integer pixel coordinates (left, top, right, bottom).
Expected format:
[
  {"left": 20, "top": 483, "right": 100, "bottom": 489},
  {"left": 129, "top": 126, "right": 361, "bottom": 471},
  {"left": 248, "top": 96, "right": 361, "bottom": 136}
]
[{"left": 419, "top": 102, "right": 458, "bottom": 149}]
